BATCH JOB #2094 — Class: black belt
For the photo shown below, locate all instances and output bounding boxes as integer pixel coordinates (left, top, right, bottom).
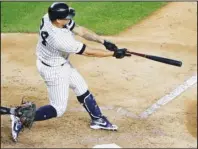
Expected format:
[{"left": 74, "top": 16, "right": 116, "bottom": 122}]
[{"left": 41, "top": 61, "right": 64, "bottom": 67}]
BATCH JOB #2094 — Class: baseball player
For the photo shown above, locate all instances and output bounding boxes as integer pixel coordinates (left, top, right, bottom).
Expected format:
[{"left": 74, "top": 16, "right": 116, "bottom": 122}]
[{"left": 10, "top": 2, "right": 130, "bottom": 142}]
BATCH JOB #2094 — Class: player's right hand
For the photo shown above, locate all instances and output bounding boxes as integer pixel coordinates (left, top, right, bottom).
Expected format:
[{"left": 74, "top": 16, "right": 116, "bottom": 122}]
[{"left": 113, "top": 48, "right": 131, "bottom": 59}]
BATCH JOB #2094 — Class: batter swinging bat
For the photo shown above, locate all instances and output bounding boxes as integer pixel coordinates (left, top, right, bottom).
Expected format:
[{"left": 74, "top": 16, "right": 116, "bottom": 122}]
[{"left": 126, "top": 50, "right": 182, "bottom": 67}]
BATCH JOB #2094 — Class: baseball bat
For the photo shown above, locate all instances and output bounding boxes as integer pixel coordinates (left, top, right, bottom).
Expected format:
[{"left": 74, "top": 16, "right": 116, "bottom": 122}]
[{"left": 126, "top": 51, "right": 182, "bottom": 67}]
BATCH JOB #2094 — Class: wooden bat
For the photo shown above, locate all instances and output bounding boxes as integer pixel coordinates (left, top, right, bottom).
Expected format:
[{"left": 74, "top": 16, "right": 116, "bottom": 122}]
[{"left": 126, "top": 50, "right": 182, "bottom": 67}]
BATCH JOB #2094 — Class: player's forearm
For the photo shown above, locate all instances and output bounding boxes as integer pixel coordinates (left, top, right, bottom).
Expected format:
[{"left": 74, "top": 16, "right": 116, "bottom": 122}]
[
  {"left": 73, "top": 25, "right": 104, "bottom": 44},
  {"left": 85, "top": 51, "right": 114, "bottom": 57},
  {"left": 83, "top": 48, "right": 114, "bottom": 57},
  {"left": 81, "top": 29, "right": 104, "bottom": 44}
]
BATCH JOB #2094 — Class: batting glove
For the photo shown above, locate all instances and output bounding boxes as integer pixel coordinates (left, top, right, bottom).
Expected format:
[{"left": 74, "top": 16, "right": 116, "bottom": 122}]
[
  {"left": 103, "top": 40, "right": 118, "bottom": 51},
  {"left": 113, "top": 48, "right": 131, "bottom": 59}
]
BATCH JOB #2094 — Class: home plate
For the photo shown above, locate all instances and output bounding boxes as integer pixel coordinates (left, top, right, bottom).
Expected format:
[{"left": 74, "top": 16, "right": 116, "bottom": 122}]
[{"left": 93, "top": 143, "right": 121, "bottom": 148}]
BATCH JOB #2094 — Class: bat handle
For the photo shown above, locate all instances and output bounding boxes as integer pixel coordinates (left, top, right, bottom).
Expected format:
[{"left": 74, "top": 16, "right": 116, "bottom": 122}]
[{"left": 126, "top": 50, "right": 145, "bottom": 57}]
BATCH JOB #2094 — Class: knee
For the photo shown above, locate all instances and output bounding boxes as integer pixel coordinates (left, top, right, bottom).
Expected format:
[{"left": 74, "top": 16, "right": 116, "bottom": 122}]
[
  {"left": 51, "top": 104, "right": 67, "bottom": 117},
  {"left": 77, "top": 90, "right": 91, "bottom": 104}
]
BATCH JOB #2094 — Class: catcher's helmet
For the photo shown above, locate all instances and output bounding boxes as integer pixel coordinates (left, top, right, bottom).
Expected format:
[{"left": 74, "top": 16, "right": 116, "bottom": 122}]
[{"left": 48, "top": 2, "right": 75, "bottom": 21}]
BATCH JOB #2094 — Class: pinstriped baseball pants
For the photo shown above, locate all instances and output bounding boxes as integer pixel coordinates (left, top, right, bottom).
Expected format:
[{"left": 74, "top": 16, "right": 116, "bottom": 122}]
[{"left": 36, "top": 59, "right": 88, "bottom": 117}]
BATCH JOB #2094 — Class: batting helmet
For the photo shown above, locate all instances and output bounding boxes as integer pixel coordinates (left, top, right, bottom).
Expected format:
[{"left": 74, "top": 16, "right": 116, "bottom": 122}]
[{"left": 48, "top": 2, "right": 75, "bottom": 21}]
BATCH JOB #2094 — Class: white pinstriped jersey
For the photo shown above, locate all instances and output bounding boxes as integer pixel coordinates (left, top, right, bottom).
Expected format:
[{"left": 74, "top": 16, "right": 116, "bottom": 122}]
[
  {"left": 36, "top": 13, "right": 84, "bottom": 67},
  {"left": 36, "top": 13, "right": 89, "bottom": 117}
]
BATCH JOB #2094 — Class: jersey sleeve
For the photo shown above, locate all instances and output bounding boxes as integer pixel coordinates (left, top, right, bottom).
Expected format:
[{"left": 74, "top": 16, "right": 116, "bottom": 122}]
[
  {"left": 65, "top": 19, "right": 75, "bottom": 31},
  {"left": 55, "top": 32, "right": 86, "bottom": 54}
]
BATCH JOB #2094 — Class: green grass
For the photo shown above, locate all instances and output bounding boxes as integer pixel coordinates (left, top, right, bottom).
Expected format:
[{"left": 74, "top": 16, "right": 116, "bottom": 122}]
[{"left": 1, "top": 2, "right": 167, "bottom": 35}]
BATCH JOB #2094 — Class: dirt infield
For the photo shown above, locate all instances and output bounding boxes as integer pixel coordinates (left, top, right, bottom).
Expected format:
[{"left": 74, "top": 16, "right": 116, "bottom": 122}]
[{"left": 1, "top": 2, "right": 197, "bottom": 148}]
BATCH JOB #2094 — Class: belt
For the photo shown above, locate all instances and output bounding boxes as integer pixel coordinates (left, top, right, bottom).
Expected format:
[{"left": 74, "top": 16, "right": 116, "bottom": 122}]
[{"left": 41, "top": 61, "right": 64, "bottom": 67}]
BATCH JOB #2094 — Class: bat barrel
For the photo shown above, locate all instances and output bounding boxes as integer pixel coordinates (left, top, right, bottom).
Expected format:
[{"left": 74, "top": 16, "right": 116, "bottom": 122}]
[
  {"left": 146, "top": 55, "right": 182, "bottom": 67},
  {"left": 126, "top": 51, "right": 182, "bottom": 67},
  {"left": 170, "top": 60, "right": 182, "bottom": 67}
]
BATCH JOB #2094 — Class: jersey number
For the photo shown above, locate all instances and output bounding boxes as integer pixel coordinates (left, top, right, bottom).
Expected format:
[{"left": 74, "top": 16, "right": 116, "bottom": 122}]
[{"left": 40, "top": 18, "right": 49, "bottom": 46}]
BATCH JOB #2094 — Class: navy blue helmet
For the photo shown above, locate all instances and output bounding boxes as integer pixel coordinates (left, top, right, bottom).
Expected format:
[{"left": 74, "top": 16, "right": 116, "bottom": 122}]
[{"left": 48, "top": 2, "right": 75, "bottom": 21}]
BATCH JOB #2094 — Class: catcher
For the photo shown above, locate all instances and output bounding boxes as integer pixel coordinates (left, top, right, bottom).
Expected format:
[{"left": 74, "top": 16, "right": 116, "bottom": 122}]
[{"left": 1, "top": 101, "right": 36, "bottom": 142}]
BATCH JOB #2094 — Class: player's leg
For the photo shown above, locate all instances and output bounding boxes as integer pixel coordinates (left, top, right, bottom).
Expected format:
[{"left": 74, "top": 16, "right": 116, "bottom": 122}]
[
  {"left": 69, "top": 67, "right": 101, "bottom": 119},
  {"left": 0, "top": 106, "right": 16, "bottom": 115},
  {"left": 34, "top": 61, "right": 71, "bottom": 121},
  {"left": 10, "top": 61, "right": 71, "bottom": 142},
  {"left": 35, "top": 80, "right": 70, "bottom": 120},
  {"left": 69, "top": 67, "right": 118, "bottom": 130}
]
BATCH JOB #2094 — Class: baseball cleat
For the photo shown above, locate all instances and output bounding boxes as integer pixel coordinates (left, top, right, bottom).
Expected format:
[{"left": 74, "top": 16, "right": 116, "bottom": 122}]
[
  {"left": 10, "top": 115, "right": 23, "bottom": 142},
  {"left": 90, "top": 116, "right": 118, "bottom": 131}
]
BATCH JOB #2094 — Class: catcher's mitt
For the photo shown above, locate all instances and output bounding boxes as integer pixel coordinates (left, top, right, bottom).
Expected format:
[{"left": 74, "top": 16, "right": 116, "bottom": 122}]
[{"left": 15, "top": 99, "right": 36, "bottom": 129}]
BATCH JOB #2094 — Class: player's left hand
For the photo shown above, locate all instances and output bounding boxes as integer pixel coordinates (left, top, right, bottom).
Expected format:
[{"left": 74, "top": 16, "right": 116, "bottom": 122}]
[{"left": 103, "top": 40, "right": 118, "bottom": 51}]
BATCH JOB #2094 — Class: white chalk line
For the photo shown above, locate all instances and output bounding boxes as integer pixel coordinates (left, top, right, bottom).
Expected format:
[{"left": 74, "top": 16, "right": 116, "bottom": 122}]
[
  {"left": 139, "top": 75, "right": 197, "bottom": 119},
  {"left": 67, "top": 75, "right": 197, "bottom": 120}
]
